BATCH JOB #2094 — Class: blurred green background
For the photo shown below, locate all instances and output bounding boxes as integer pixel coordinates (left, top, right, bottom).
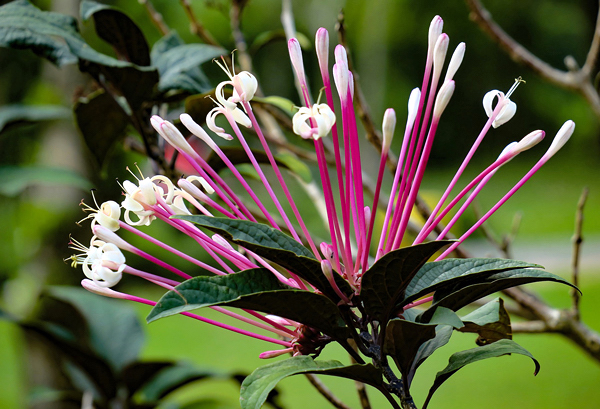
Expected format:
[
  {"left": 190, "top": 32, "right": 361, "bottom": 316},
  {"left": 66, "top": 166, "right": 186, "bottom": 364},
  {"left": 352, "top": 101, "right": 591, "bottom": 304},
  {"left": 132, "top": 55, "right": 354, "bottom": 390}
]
[{"left": 0, "top": 0, "right": 598, "bottom": 408}]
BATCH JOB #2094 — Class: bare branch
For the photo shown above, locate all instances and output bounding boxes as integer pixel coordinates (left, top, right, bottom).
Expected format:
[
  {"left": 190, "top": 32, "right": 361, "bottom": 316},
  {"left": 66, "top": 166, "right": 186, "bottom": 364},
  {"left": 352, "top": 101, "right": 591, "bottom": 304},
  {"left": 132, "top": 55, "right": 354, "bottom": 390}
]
[
  {"left": 571, "top": 187, "right": 589, "bottom": 318},
  {"left": 465, "top": 0, "right": 600, "bottom": 118},
  {"left": 582, "top": 2, "right": 600, "bottom": 78},
  {"left": 504, "top": 287, "right": 600, "bottom": 362},
  {"left": 180, "top": 0, "right": 222, "bottom": 47},
  {"left": 305, "top": 374, "right": 353, "bottom": 409},
  {"left": 139, "top": 0, "right": 169, "bottom": 36}
]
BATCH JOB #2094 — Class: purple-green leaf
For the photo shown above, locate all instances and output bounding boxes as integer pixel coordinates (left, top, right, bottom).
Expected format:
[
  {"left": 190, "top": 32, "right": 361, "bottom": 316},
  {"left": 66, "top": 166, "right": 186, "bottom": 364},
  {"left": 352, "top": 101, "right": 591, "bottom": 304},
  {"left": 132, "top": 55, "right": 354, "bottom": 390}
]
[
  {"left": 173, "top": 216, "right": 353, "bottom": 301},
  {"left": 423, "top": 339, "right": 540, "bottom": 409}
]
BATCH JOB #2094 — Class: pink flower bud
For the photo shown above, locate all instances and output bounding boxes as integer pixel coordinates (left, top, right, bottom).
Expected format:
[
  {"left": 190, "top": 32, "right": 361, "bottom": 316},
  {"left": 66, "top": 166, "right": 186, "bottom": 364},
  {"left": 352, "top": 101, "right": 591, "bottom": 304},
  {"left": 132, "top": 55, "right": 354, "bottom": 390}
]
[{"left": 315, "top": 28, "right": 329, "bottom": 76}]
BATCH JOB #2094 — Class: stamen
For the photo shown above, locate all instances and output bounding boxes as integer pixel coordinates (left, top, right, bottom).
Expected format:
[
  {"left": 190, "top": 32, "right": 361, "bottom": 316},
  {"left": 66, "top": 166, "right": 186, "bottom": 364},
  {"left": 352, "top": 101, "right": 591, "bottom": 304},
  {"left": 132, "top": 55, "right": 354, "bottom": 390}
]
[{"left": 506, "top": 76, "right": 525, "bottom": 98}]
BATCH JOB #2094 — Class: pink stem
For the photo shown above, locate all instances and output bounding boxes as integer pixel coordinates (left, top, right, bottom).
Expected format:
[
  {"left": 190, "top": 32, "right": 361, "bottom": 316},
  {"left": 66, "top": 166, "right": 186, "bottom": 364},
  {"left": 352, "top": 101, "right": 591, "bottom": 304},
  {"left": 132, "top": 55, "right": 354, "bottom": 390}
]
[
  {"left": 242, "top": 101, "right": 322, "bottom": 259},
  {"left": 415, "top": 99, "right": 507, "bottom": 243},
  {"left": 124, "top": 295, "right": 292, "bottom": 346},
  {"left": 119, "top": 221, "right": 226, "bottom": 276},
  {"left": 436, "top": 156, "right": 549, "bottom": 260}
]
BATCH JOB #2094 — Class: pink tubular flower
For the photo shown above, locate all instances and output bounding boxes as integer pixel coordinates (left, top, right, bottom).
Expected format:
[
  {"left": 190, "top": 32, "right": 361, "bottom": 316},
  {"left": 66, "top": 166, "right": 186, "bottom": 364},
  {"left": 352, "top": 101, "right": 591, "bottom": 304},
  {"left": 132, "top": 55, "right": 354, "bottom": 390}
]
[{"left": 69, "top": 15, "right": 573, "bottom": 359}]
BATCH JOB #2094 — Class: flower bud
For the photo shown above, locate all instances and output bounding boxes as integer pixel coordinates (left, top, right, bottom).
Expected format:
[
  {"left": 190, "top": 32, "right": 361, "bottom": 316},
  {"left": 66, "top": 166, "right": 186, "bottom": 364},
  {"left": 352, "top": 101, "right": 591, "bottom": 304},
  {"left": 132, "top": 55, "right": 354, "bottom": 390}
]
[
  {"left": 93, "top": 225, "right": 134, "bottom": 253},
  {"left": 150, "top": 115, "right": 197, "bottom": 157},
  {"left": 515, "top": 130, "right": 545, "bottom": 153},
  {"left": 382, "top": 108, "right": 396, "bottom": 153},
  {"left": 433, "top": 80, "right": 455, "bottom": 119},
  {"left": 180, "top": 113, "right": 217, "bottom": 148},
  {"left": 444, "top": 42, "right": 465, "bottom": 83},
  {"left": 288, "top": 38, "right": 306, "bottom": 85},
  {"left": 407, "top": 88, "right": 421, "bottom": 129},
  {"left": 315, "top": 28, "right": 329, "bottom": 75},
  {"left": 82, "top": 279, "right": 128, "bottom": 299},
  {"left": 544, "top": 120, "right": 575, "bottom": 159},
  {"left": 321, "top": 259, "right": 334, "bottom": 280},
  {"left": 320, "top": 242, "right": 334, "bottom": 260},
  {"left": 433, "top": 34, "right": 449, "bottom": 79},
  {"left": 428, "top": 16, "right": 444, "bottom": 58}
]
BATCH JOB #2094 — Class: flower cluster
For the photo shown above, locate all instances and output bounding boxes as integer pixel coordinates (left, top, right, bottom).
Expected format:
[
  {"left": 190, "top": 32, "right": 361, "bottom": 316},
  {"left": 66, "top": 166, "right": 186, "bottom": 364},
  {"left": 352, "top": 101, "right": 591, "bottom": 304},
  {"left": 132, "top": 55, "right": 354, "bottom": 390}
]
[{"left": 69, "top": 16, "right": 574, "bottom": 358}]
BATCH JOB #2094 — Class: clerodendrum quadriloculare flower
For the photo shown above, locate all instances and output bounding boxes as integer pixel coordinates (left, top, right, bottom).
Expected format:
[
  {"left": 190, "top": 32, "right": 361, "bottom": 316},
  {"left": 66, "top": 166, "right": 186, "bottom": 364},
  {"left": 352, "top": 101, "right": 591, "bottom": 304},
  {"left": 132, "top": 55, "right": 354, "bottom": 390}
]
[{"left": 69, "top": 15, "right": 575, "bottom": 358}]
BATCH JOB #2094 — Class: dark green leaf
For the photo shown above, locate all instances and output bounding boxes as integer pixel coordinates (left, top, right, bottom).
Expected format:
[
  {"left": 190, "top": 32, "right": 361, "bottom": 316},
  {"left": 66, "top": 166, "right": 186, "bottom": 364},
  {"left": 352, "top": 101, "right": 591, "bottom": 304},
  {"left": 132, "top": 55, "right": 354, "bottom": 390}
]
[
  {"left": 384, "top": 319, "right": 437, "bottom": 387},
  {"left": 240, "top": 356, "right": 385, "bottom": 409},
  {"left": 360, "top": 241, "right": 452, "bottom": 322},
  {"left": 74, "top": 89, "right": 130, "bottom": 166},
  {"left": 419, "top": 268, "right": 578, "bottom": 322},
  {"left": 0, "top": 0, "right": 79, "bottom": 66},
  {"left": 173, "top": 216, "right": 353, "bottom": 301},
  {"left": 0, "top": 166, "right": 91, "bottom": 196},
  {"left": 47, "top": 286, "right": 144, "bottom": 372},
  {"left": 136, "top": 362, "right": 221, "bottom": 402},
  {"left": 425, "top": 307, "right": 463, "bottom": 328},
  {"left": 22, "top": 320, "right": 117, "bottom": 398},
  {"left": 459, "top": 298, "right": 512, "bottom": 345},
  {"left": 403, "top": 258, "right": 543, "bottom": 306},
  {"left": 0, "top": 104, "right": 70, "bottom": 134},
  {"left": 408, "top": 325, "right": 453, "bottom": 387},
  {"left": 423, "top": 339, "right": 540, "bottom": 409},
  {"left": 81, "top": 0, "right": 151, "bottom": 66},
  {"left": 151, "top": 32, "right": 224, "bottom": 94},
  {"left": 147, "top": 268, "right": 350, "bottom": 340},
  {"left": 120, "top": 362, "right": 174, "bottom": 398},
  {"left": 69, "top": 38, "right": 159, "bottom": 109}
]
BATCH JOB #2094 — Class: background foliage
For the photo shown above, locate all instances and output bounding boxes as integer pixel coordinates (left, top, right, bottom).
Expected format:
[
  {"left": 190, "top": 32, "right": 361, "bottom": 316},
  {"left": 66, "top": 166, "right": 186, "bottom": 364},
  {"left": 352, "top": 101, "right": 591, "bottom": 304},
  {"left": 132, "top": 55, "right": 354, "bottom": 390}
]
[{"left": 0, "top": 0, "right": 598, "bottom": 408}]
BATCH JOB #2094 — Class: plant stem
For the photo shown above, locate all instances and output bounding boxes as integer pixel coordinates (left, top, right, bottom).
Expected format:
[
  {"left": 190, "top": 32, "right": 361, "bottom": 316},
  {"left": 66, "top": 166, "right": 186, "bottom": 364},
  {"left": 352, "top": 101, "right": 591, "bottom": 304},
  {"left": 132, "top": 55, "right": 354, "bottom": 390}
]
[{"left": 305, "top": 374, "right": 353, "bottom": 409}]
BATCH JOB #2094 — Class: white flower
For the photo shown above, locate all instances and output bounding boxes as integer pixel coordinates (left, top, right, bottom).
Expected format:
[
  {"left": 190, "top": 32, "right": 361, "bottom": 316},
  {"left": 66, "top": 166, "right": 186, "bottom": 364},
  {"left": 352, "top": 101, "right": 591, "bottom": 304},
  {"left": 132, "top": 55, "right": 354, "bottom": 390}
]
[
  {"left": 70, "top": 238, "right": 126, "bottom": 288},
  {"left": 483, "top": 90, "right": 517, "bottom": 128},
  {"left": 121, "top": 178, "right": 158, "bottom": 226},
  {"left": 292, "top": 103, "right": 336, "bottom": 140}
]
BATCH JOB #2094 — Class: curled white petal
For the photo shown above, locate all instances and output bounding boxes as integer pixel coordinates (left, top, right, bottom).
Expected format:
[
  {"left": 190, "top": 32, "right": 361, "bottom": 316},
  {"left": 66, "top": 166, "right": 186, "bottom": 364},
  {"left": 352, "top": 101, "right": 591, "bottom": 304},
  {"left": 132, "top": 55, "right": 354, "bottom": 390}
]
[
  {"left": 187, "top": 175, "right": 215, "bottom": 194},
  {"left": 232, "top": 71, "right": 257, "bottom": 102},
  {"left": 483, "top": 90, "right": 516, "bottom": 128},
  {"left": 94, "top": 201, "right": 121, "bottom": 232},
  {"left": 292, "top": 104, "right": 336, "bottom": 140},
  {"left": 493, "top": 100, "right": 517, "bottom": 128},
  {"left": 170, "top": 193, "right": 191, "bottom": 216},
  {"left": 206, "top": 107, "right": 233, "bottom": 140},
  {"left": 151, "top": 175, "right": 175, "bottom": 204},
  {"left": 230, "top": 106, "right": 252, "bottom": 129}
]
